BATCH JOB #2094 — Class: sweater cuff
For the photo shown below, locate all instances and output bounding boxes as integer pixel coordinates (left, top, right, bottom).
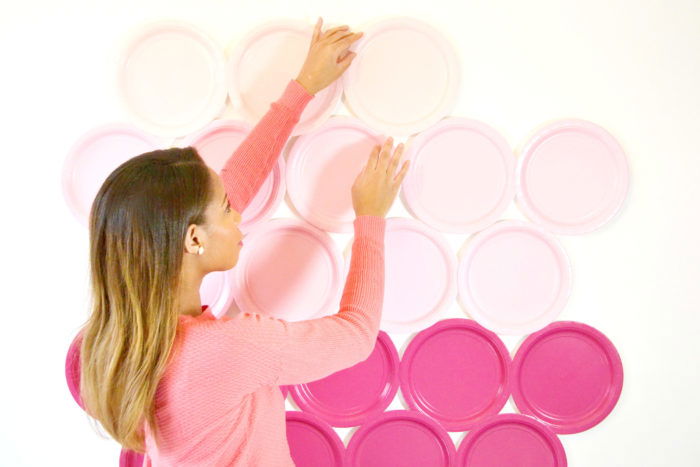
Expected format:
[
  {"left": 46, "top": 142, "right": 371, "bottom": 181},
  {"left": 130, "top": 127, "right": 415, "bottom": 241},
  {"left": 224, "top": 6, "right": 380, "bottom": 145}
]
[
  {"left": 277, "top": 79, "right": 315, "bottom": 112},
  {"left": 353, "top": 215, "right": 386, "bottom": 240}
]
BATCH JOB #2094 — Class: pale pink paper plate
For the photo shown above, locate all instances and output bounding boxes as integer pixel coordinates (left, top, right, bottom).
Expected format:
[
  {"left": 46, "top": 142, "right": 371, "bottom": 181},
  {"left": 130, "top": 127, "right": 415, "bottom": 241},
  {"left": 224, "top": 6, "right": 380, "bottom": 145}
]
[
  {"left": 286, "top": 411, "right": 346, "bottom": 466},
  {"left": 343, "top": 217, "right": 456, "bottom": 333},
  {"left": 180, "top": 119, "right": 285, "bottom": 232},
  {"left": 456, "top": 414, "right": 567, "bottom": 466},
  {"left": 289, "top": 331, "right": 399, "bottom": 427},
  {"left": 119, "top": 448, "right": 145, "bottom": 467},
  {"left": 516, "top": 119, "right": 630, "bottom": 234},
  {"left": 401, "top": 117, "right": 516, "bottom": 233},
  {"left": 65, "top": 330, "right": 84, "bottom": 410},
  {"left": 62, "top": 123, "right": 164, "bottom": 227},
  {"left": 457, "top": 220, "right": 572, "bottom": 335},
  {"left": 511, "top": 321, "right": 623, "bottom": 434},
  {"left": 116, "top": 19, "right": 227, "bottom": 138},
  {"left": 399, "top": 319, "right": 510, "bottom": 431},
  {"left": 342, "top": 16, "right": 460, "bottom": 136},
  {"left": 346, "top": 410, "right": 456, "bottom": 466},
  {"left": 231, "top": 218, "right": 344, "bottom": 321},
  {"left": 286, "top": 116, "right": 385, "bottom": 233},
  {"left": 200, "top": 269, "right": 236, "bottom": 319},
  {"left": 226, "top": 19, "right": 343, "bottom": 136}
]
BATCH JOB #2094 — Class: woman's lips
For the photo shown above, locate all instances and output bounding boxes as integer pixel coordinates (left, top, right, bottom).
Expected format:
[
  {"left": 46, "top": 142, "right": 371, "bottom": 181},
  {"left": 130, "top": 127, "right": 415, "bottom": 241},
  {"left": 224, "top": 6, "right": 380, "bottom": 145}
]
[{"left": 238, "top": 240, "right": 243, "bottom": 246}]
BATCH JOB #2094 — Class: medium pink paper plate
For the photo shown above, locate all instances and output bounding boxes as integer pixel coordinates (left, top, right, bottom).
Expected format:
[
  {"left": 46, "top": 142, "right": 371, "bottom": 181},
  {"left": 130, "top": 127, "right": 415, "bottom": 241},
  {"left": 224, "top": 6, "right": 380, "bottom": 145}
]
[
  {"left": 226, "top": 19, "right": 342, "bottom": 136},
  {"left": 401, "top": 117, "right": 516, "bottom": 233},
  {"left": 343, "top": 217, "right": 456, "bottom": 333},
  {"left": 457, "top": 220, "right": 572, "bottom": 335},
  {"left": 342, "top": 16, "right": 460, "bottom": 136},
  {"left": 290, "top": 331, "right": 399, "bottom": 427},
  {"left": 61, "top": 123, "right": 164, "bottom": 227},
  {"left": 285, "top": 411, "right": 346, "bottom": 466},
  {"left": 65, "top": 330, "right": 84, "bottom": 410},
  {"left": 516, "top": 119, "right": 630, "bottom": 234},
  {"left": 199, "top": 268, "right": 236, "bottom": 319},
  {"left": 399, "top": 319, "right": 510, "bottom": 431},
  {"left": 231, "top": 218, "right": 344, "bottom": 321},
  {"left": 511, "top": 321, "right": 623, "bottom": 434},
  {"left": 286, "top": 116, "right": 385, "bottom": 233},
  {"left": 456, "top": 414, "right": 567, "bottom": 466},
  {"left": 116, "top": 19, "right": 228, "bottom": 138},
  {"left": 346, "top": 410, "right": 456, "bottom": 466},
  {"left": 281, "top": 385, "right": 290, "bottom": 398},
  {"left": 119, "top": 448, "right": 145, "bottom": 467}
]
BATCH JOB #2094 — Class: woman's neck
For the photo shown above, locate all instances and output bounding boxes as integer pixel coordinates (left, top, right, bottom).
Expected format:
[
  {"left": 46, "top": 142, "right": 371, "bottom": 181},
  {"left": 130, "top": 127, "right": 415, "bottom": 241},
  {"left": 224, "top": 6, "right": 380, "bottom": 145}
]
[{"left": 178, "top": 262, "right": 204, "bottom": 317}]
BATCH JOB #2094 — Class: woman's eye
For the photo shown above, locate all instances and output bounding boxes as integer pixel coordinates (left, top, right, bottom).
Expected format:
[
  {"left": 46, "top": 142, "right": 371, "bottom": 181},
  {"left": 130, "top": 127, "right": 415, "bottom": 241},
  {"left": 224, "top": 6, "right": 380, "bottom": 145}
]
[{"left": 226, "top": 204, "right": 232, "bottom": 213}]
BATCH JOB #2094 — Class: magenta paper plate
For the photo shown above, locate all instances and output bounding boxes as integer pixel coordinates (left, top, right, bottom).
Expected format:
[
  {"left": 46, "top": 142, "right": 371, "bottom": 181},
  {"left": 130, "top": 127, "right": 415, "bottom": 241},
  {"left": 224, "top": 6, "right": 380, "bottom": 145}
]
[
  {"left": 116, "top": 19, "right": 227, "bottom": 138},
  {"left": 119, "top": 448, "right": 145, "bottom": 467},
  {"left": 456, "top": 414, "right": 567, "bottom": 466},
  {"left": 342, "top": 16, "right": 460, "bottom": 136},
  {"left": 286, "top": 116, "right": 385, "bottom": 233},
  {"left": 457, "top": 220, "right": 572, "bottom": 335},
  {"left": 516, "top": 119, "right": 630, "bottom": 235},
  {"left": 231, "top": 218, "right": 344, "bottom": 321},
  {"left": 281, "top": 385, "right": 290, "bottom": 398},
  {"left": 226, "top": 19, "right": 342, "bottom": 136},
  {"left": 61, "top": 123, "right": 164, "bottom": 227},
  {"left": 199, "top": 268, "right": 237, "bottom": 319},
  {"left": 511, "top": 321, "right": 623, "bottom": 434},
  {"left": 286, "top": 410, "right": 346, "bottom": 466},
  {"left": 400, "top": 117, "right": 516, "bottom": 234},
  {"left": 399, "top": 319, "right": 510, "bottom": 431},
  {"left": 180, "top": 119, "right": 285, "bottom": 232},
  {"left": 343, "top": 217, "right": 456, "bottom": 333},
  {"left": 290, "top": 331, "right": 399, "bottom": 427},
  {"left": 65, "top": 330, "right": 85, "bottom": 410},
  {"left": 346, "top": 410, "right": 456, "bottom": 467}
]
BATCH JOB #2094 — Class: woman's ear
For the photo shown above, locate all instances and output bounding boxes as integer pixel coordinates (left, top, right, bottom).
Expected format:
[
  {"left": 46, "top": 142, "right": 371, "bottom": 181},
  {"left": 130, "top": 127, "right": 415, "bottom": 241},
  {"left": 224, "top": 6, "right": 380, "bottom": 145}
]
[{"left": 183, "top": 223, "right": 202, "bottom": 255}]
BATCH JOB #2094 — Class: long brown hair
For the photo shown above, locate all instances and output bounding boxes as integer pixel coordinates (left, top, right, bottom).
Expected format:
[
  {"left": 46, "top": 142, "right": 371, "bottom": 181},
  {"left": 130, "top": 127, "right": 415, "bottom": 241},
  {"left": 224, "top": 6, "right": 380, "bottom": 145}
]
[{"left": 79, "top": 146, "right": 212, "bottom": 452}]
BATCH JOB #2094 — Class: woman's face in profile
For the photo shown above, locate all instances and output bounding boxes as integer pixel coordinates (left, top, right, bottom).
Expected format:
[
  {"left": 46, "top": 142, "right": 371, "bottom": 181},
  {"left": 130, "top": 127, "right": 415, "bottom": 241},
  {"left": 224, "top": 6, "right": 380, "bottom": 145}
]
[{"left": 202, "top": 167, "right": 244, "bottom": 271}]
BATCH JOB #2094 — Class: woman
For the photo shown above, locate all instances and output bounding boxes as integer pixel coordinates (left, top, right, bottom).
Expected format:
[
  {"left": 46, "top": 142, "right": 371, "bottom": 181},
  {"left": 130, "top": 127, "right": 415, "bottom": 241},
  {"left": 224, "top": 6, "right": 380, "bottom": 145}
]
[{"left": 74, "top": 17, "right": 410, "bottom": 466}]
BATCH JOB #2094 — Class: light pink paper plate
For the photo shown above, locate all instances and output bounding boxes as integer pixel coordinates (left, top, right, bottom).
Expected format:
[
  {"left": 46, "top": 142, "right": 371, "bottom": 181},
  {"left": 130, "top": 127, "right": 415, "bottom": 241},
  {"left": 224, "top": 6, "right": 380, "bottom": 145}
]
[
  {"left": 343, "top": 217, "right": 456, "bottom": 333},
  {"left": 399, "top": 319, "right": 510, "bottom": 431},
  {"left": 199, "top": 269, "right": 236, "bottom": 319},
  {"left": 286, "top": 116, "right": 385, "bottom": 233},
  {"left": 62, "top": 123, "right": 164, "bottom": 227},
  {"left": 180, "top": 119, "right": 285, "bottom": 232},
  {"left": 456, "top": 414, "right": 567, "bottom": 466},
  {"left": 516, "top": 119, "right": 630, "bottom": 234},
  {"left": 226, "top": 19, "right": 342, "bottom": 136},
  {"left": 401, "top": 117, "right": 516, "bottom": 233},
  {"left": 457, "top": 220, "right": 572, "bottom": 335},
  {"left": 119, "top": 448, "right": 145, "bottom": 467},
  {"left": 286, "top": 411, "right": 346, "bottom": 466},
  {"left": 289, "top": 331, "right": 399, "bottom": 427},
  {"left": 116, "top": 19, "right": 227, "bottom": 138},
  {"left": 65, "top": 330, "right": 84, "bottom": 410},
  {"left": 511, "top": 321, "right": 623, "bottom": 434},
  {"left": 342, "top": 16, "right": 460, "bottom": 136},
  {"left": 231, "top": 218, "right": 344, "bottom": 321}
]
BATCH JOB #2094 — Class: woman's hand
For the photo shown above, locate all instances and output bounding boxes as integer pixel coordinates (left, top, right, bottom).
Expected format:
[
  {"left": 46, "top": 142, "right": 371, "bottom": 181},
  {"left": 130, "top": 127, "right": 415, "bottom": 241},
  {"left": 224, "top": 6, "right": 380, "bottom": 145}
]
[{"left": 295, "top": 17, "right": 363, "bottom": 95}]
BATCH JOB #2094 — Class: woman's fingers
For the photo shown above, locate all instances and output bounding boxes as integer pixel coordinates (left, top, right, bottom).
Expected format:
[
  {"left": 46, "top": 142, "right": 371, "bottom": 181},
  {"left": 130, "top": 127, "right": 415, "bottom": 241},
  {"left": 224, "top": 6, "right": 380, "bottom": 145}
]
[
  {"left": 322, "top": 25, "right": 350, "bottom": 41},
  {"left": 387, "top": 143, "right": 404, "bottom": 174},
  {"left": 312, "top": 17, "right": 323, "bottom": 43},
  {"left": 393, "top": 160, "right": 410, "bottom": 185}
]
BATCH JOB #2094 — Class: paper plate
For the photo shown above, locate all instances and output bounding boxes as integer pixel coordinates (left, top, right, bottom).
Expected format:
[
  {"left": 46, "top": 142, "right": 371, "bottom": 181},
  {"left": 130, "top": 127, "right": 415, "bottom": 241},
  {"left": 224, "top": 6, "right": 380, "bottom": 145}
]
[
  {"left": 119, "top": 448, "right": 145, "bottom": 467},
  {"left": 456, "top": 414, "right": 567, "bottom": 466},
  {"left": 231, "top": 218, "right": 344, "bottom": 321},
  {"left": 281, "top": 385, "right": 290, "bottom": 398},
  {"left": 61, "top": 123, "right": 164, "bottom": 227},
  {"left": 400, "top": 117, "right": 516, "bottom": 234},
  {"left": 289, "top": 331, "right": 399, "bottom": 427},
  {"left": 516, "top": 119, "right": 630, "bottom": 234},
  {"left": 399, "top": 319, "right": 510, "bottom": 431},
  {"left": 346, "top": 410, "right": 456, "bottom": 466},
  {"left": 116, "top": 19, "right": 227, "bottom": 138},
  {"left": 457, "top": 220, "right": 572, "bottom": 335},
  {"left": 65, "top": 330, "right": 84, "bottom": 410},
  {"left": 226, "top": 19, "right": 342, "bottom": 136},
  {"left": 199, "top": 268, "right": 236, "bottom": 319},
  {"left": 341, "top": 16, "right": 460, "bottom": 136},
  {"left": 343, "top": 217, "right": 456, "bottom": 333},
  {"left": 180, "top": 119, "right": 285, "bottom": 232},
  {"left": 285, "top": 411, "right": 346, "bottom": 467},
  {"left": 511, "top": 321, "right": 623, "bottom": 434},
  {"left": 286, "top": 116, "right": 385, "bottom": 233}
]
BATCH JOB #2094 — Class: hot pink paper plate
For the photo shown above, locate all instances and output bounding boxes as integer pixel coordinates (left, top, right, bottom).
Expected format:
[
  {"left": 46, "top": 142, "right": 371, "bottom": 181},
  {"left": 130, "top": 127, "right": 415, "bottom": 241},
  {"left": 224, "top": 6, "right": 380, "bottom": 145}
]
[
  {"left": 231, "top": 218, "right": 344, "bottom": 320},
  {"left": 343, "top": 217, "right": 456, "bottom": 333},
  {"left": 511, "top": 321, "right": 623, "bottom": 434},
  {"left": 285, "top": 411, "right": 346, "bottom": 466},
  {"left": 226, "top": 19, "right": 343, "bottom": 136},
  {"left": 61, "top": 123, "right": 164, "bottom": 227},
  {"left": 286, "top": 116, "right": 385, "bottom": 233},
  {"left": 516, "top": 119, "right": 630, "bottom": 234},
  {"left": 281, "top": 385, "right": 290, "bottom": 398},
  {"left": 116, "top": 19, "right": 228, "bottom": 138},
  {"left": 457, "top": 220, "right": 572, "bottom": 335},
  {"left": 341, "top": 16, "right": 460, "bottom": 136},
  {"left": 119, "top": 448, "right": 145, "bottom": 467},
  {"left": 346, "top": 410, "right": 456, "bottom": 466},
  {"left": 399, "top": 319, "right": 510, "bottom": 431},
  {"left": 65, "top": 330, "right": 85, "bottom": 410},
  {"left": 289, "top": 331, "right": 399, "bottom": 427},
  {"left": 456, "top": 414, "right": 567, "bottom": 466},
  {"left": 401, "top": 117, "right": 516, "bottom": 233}
]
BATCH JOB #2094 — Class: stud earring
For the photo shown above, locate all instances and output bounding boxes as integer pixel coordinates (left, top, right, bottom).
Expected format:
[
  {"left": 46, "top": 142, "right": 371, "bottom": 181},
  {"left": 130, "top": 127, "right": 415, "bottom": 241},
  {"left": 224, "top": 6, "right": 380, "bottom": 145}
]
[{"left": 197, "top": 246, "right": 204, "bottom": 255}]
